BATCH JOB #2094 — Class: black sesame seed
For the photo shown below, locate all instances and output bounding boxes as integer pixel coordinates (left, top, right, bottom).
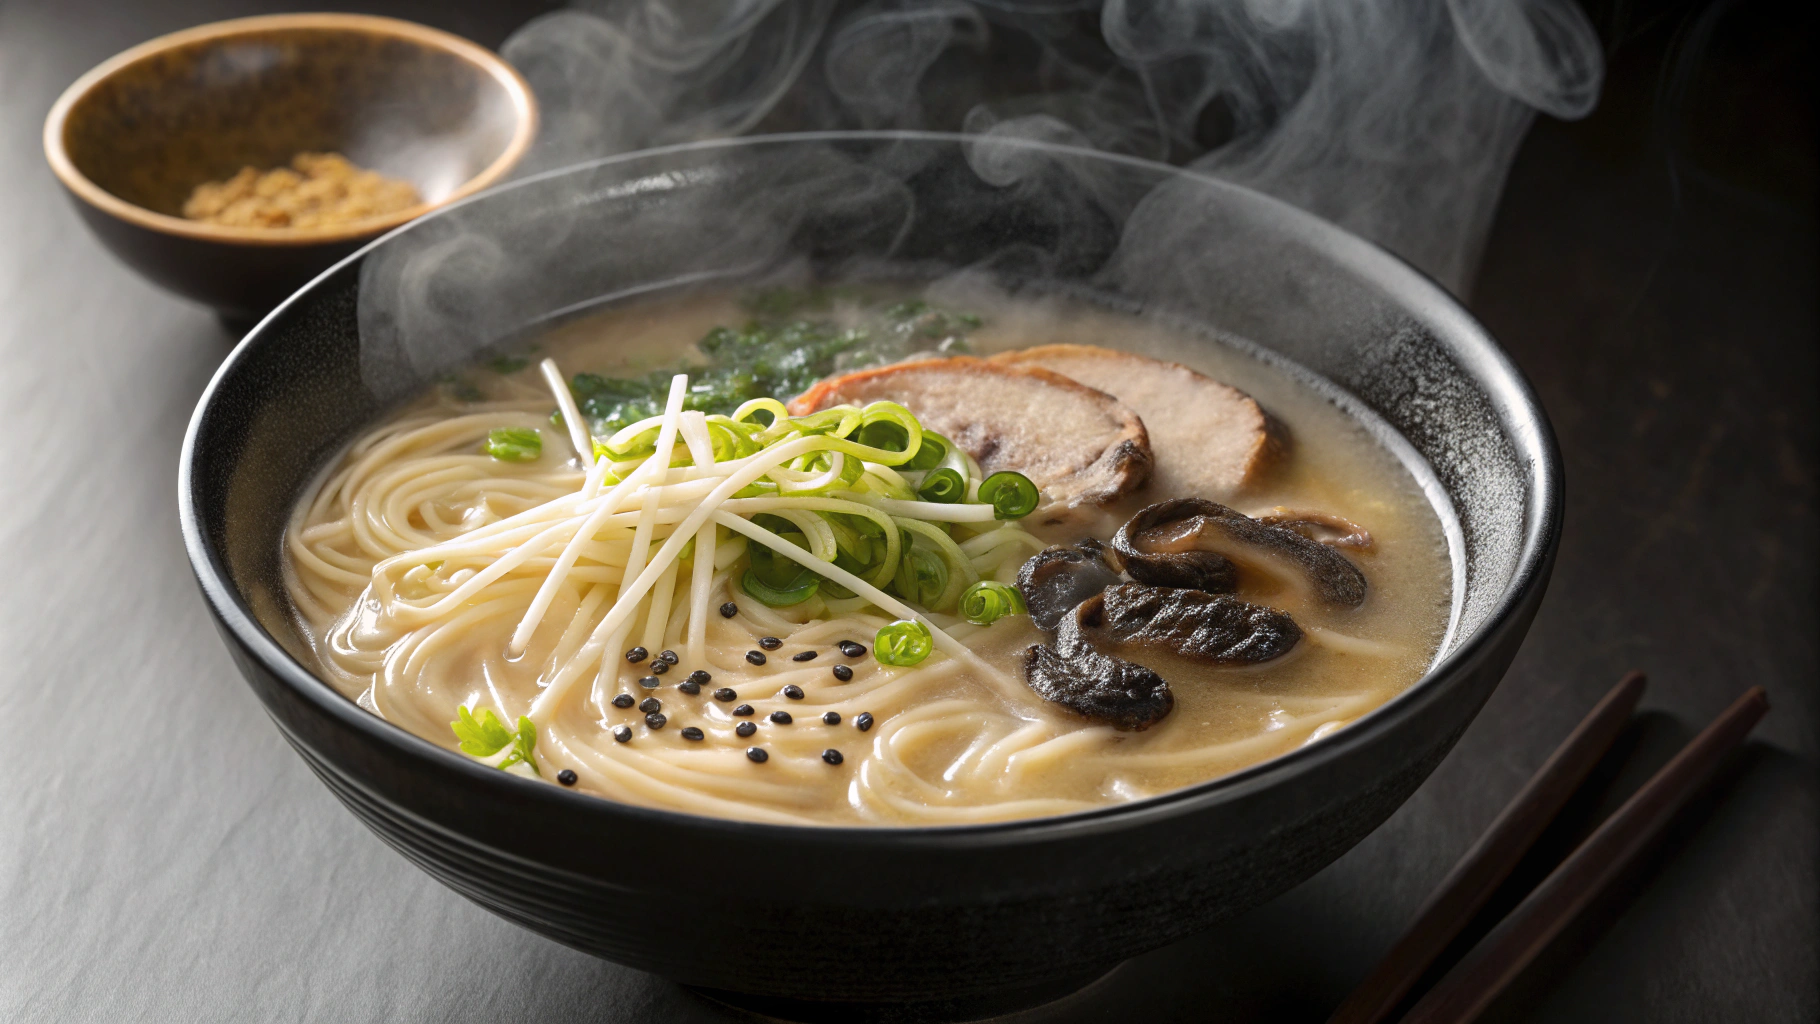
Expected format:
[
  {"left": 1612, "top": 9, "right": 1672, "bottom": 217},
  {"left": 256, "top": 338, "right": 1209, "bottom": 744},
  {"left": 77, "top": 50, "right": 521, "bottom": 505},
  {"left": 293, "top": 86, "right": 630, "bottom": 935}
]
[
  {"left": 745, "top": 650, "right": 767, "bottom": 666},
  {"left": 688, "top": 670, "right": 712, "bottom": 686},
  {"left": 557, "top": 769, "right": 578, "bottom": 785},
  {"left": 659, "top": 649, "right": 679, "bottom": 665},
  {"left": 681, "top": 727, "right": 704, "bottom": 741},
  {"left": 822, "top": 749, "right": 844, "bottom": 765},
  {"left": 611, "top": 693, "right": 635, "bottom": 709},
  {"left": 645, "top": 712, "right": 667, "bottom": 729},
  {"left": 746, "top": 747, "right": 768, "bottom": 763},
  {"left": 626, "top": 646, "right": 648, "bottom": 663},
  {"left": 792, "top": 650, "right": 818, "bottom": 662},
  {"left": 639, "top": 676, "right": 660, "bottom": 689},
  {"left": 769, "top": 710, "right": 793, "bottom": 725},
  {"left": 612, "top": 725, "right": 632, "bottom": 743},
  {"left": 713, "top": 687, "right": 737, "bottom": 702},
  {"left": 735, "top": 721, "right": 756, "bottom": 738},
  {"left": 678, "top": 680, "right": 701, "bottom": 696},
  {"left": 782, "top": 684, "right": 805, "bottom": 700},
  {"left": 650, "top": 660, "right": 669, "bottom": 675},
  {"left": 720, "top": 602, "right": 739, "bottom": 618},
  {"left": 822, "top": 711, "right": 842, "bottom": 725},
  {"left": 758, "top": 636, "right": 783, "bottom": 651},
  {"left": 733, "top": 703, "right": 755, "bottom": 717},
  {"left": 639, "top": 697, "right": 661, "bottom": 714},
  {"left": 839, "top": 641, "right": 867, "bottom": 658},
  {"left": 855, "top": 712, "right": 875, "bottom": 732},
  {"left": 831, "top": 664, "right": 853, "bottom": 682}
]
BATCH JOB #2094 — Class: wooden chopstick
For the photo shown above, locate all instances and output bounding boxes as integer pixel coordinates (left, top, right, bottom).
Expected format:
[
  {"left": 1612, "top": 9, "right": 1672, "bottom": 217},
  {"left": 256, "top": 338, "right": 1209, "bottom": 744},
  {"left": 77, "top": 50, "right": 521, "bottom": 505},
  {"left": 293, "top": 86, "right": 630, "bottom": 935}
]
[
  {"left": 1399, "top": 685, "right": 1770, "bottom": 1024},
  {"left": 1327, "top": 671, "right": 1647, "bottom": 1024}
]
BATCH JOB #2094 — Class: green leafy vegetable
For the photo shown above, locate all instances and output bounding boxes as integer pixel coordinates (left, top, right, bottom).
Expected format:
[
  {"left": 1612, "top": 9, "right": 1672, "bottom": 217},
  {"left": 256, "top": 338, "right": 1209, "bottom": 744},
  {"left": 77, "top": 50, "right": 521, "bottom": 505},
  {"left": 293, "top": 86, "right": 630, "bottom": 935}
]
[
  {"left": 978, "top": 471, "right": 1039, "bottom": 520},
  {"left": 875, "top": 619, "right": 934, "bottom": 666},
  {"left": 484, "top": 427, "right": 542, "bottom": 462},
  {"left": 960, "top": 581, "right": 1027, "bottom": 625},
  {"left": 487, "top": 355, "right": 530, "bottom": 374},
  {"left": 450, "top": 706, "right": 539, "bottom": 775},
  {"left": 563, "top": 291, "right": 984, "bottom": 436}
]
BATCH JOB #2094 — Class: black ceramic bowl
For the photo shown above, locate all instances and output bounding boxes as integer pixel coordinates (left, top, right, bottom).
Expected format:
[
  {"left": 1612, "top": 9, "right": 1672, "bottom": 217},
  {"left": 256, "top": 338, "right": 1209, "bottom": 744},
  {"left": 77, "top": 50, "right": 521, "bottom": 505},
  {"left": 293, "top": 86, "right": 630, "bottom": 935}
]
[
  {"left": 180, "top": 133, "right": 1559, "bottom": 1020},
  {"left": 44, "top": 13, "right": 536, "bottom": 319}
]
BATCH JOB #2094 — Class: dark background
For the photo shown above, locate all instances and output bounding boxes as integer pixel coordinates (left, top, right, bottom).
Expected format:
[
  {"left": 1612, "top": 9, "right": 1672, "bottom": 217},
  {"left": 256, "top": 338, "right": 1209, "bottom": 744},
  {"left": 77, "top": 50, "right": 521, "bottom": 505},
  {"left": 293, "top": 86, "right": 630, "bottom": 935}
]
[{"left": 0, "top": 1, "right": 1812, "bottom": 1020}]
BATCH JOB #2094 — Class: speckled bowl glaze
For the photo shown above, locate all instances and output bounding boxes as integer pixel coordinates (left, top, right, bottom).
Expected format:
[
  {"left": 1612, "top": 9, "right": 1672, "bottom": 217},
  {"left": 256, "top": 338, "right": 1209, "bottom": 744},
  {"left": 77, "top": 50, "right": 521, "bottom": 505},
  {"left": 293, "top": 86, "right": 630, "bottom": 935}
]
[
  {"left": 44, "top": 14, "right": 535, "bottom": 318},
  {"left": 180, "top": 134, "right": 1560, "bottom": 1021}
]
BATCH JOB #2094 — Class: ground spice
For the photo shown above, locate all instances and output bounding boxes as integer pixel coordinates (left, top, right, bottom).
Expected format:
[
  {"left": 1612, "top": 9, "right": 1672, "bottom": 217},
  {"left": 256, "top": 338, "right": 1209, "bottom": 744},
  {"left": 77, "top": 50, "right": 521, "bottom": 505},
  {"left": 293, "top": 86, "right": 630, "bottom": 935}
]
[{"left": 182, "top": 152, "right": 418, "bottom": 229}]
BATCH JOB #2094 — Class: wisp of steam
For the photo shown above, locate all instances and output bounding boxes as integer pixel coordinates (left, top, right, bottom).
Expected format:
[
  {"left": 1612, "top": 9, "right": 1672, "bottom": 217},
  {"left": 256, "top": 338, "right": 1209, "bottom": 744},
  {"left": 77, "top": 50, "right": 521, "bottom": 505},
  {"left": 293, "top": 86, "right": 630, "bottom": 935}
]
[
  {"left": 500, "top": 0, "right": 1602, "bottom": 293},
  {"left": 355, "top": 0, "right": 1602, "bottom": 419}
]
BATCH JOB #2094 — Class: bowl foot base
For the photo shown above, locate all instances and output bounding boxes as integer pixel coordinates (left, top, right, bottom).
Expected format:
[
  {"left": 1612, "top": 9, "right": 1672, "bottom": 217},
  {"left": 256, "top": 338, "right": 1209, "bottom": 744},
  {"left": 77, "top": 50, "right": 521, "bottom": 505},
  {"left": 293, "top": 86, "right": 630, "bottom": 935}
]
[{"left": 687, "top": 963, "right": 1124, "bottom": 1023}]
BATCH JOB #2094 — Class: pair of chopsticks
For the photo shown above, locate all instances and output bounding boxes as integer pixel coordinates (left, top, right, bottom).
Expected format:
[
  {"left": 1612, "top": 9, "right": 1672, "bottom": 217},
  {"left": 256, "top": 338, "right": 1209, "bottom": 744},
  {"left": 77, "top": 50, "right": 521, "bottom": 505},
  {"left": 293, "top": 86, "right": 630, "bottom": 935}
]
[{"left": 1330, "top": 672, "right": 1769, "bottom": 1024}]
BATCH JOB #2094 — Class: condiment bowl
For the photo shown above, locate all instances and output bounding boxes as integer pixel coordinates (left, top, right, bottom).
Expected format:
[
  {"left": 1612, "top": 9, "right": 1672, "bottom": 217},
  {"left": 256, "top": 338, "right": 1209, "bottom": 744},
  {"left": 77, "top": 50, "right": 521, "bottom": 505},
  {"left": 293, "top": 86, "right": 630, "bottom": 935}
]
[
  {"left": 179, "top": 133, "right": 1560, "bottom": 1021},
  {"left": 44, "top": 13, "right": 536, "bottom": 318}
]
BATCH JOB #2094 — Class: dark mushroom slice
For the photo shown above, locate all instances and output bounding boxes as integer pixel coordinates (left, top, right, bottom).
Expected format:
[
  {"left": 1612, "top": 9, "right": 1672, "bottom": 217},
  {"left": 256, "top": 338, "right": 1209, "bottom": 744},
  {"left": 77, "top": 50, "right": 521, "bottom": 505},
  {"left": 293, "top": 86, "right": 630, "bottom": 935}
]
[
  {"left": 1256, "top": 507, "right": 1374, "bottom": 550},
  {"left": 1023, "top": 601, "right": 1173, "bottom": 731},
  {"left": 1112, "top": 498, "right": 1367, "bottom": 608},
  {"left": 1015, "top": 538, "right": 1124, "bottom": 631},
  {"left": 1088, "top": 583, "right": 1301, "bottom": 664}
]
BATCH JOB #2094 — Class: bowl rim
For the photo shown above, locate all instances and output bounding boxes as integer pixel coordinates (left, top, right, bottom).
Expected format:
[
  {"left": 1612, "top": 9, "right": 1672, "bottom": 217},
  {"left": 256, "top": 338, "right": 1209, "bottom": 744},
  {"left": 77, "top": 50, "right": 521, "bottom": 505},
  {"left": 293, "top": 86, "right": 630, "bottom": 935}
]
[
  {"left": 180, "top": 130, "right": 1562, "bottom": 846},
  {"left": 41, "top": 12, "right": 539, "bottom": 248}
]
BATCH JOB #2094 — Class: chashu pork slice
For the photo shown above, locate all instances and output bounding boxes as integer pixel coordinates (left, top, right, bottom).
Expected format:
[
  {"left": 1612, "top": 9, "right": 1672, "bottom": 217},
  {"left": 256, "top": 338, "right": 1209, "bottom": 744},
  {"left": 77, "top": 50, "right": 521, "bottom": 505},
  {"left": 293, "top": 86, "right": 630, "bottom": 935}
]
[
  {"left": 989, "top": 344, "right": 1277, "bottom": 503},
  {"left": 787, "top": 357, "right": 1152, "bottom": 520}
]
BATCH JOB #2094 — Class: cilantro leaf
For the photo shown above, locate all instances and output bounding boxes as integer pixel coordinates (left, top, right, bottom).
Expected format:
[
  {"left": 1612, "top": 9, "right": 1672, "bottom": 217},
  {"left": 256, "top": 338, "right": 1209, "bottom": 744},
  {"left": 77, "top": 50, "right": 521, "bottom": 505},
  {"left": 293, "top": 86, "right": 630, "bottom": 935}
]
[
  {"left": 451, "top": 705, "right": 513, "bottom": 757},
  {"left": 450, "top": 707, "right": 542, "bottom": 777}
]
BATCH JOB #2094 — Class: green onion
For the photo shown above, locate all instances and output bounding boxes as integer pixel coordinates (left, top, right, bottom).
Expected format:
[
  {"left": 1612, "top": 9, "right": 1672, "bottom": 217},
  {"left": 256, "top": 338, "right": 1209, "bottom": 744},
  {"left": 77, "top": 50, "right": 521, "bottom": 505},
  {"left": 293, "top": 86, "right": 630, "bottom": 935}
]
[
  {"left": 960, "top": 581, "right": 1027, "bottom": 625},
  {"left": 903, "top": 430, "right": 950, "bottom": 472},
  {"left": 856, "top": 418, "right": 909, "bottom": 456},
  {"left": 484, "top": 427, "right": 542, "bottom": 462},
  {"left": 894, "top": 546, "right": 949, "bottom": 608},
  {"left": 875, "top": 619, "right": 933, "bottom": 666},
  {"left": 743, "top": 538, "right": 821, "bottom": 606},
  {"left": 741, "top": 568, "right": 819, "bottom": 606},
  {"left": 916, "top": 467, "right": 966, "bottom": 504},
  {"left": 978, "top": 471, "right": 1039, "bottom": 519}
]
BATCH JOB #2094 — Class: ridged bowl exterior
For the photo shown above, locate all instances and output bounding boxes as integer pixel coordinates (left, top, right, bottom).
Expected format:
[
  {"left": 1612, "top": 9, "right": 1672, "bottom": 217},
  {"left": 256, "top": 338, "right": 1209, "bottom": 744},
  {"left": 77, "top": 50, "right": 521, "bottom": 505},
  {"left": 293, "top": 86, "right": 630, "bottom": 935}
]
[{"left": 181, "top": 133, "right": 1560, "bottom": 1006}]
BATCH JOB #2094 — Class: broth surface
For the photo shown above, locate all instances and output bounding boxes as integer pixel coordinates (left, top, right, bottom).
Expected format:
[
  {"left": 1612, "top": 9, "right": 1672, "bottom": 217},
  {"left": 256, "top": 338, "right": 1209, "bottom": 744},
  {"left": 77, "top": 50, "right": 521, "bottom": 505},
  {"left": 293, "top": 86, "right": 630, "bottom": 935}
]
[{"left": 281, "top": 287, "right": 1454, "bottom": 824}]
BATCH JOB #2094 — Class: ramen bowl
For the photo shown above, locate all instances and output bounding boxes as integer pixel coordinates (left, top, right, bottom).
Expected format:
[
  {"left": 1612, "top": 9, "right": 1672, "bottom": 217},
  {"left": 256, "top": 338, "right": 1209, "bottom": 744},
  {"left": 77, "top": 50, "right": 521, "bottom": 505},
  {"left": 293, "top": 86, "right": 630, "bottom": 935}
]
[
  {"left": 44, "top": 13, "right": 536, "bottom": 318},
  {"left": 180, "top": 133, "right": 1559, "bottom": 1019}
]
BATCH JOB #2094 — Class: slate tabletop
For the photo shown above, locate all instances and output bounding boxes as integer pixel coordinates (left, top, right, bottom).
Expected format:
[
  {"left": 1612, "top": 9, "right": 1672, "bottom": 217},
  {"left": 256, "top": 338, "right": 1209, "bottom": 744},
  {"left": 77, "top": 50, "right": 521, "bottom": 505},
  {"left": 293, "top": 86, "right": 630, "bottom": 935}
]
[{"left": 2, "top": 1, "right": 1812, "bottom": 1021}]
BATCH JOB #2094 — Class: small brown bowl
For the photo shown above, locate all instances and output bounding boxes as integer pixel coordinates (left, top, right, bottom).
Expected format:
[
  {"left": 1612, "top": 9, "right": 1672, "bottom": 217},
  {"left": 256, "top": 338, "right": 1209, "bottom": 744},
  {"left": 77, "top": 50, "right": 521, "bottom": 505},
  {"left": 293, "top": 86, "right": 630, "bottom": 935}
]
[{"left": 44, "top": 13, "right": 536, "bottom": 318}]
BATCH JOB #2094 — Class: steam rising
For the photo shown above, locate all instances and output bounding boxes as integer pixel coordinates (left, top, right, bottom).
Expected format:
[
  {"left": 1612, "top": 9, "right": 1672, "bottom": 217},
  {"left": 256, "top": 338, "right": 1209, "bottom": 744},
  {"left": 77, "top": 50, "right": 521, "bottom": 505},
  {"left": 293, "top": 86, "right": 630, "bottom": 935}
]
[
  {"left": 500, "top": 0, "right": 1602, "bottom": 292},
  {"left": 355, "top": 0, "right": 1603, "bottom": 398}
]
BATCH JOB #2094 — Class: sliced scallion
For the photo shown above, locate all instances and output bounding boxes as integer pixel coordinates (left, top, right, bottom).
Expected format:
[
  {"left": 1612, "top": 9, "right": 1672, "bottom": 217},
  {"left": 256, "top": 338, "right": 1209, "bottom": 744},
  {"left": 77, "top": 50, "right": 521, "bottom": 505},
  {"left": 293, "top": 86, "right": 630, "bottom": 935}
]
[
  {"left": 960, "top": 581, "right": 1027, "bottom": 625},
  {"left": 916, "top": 467, "right": 966, "bottom": 504},
  {"left": 874, "top": 619, "right": 933, "bottom": 666},
  {"left": 978, "top": 470, "right": 1039, "bottom": 519}
]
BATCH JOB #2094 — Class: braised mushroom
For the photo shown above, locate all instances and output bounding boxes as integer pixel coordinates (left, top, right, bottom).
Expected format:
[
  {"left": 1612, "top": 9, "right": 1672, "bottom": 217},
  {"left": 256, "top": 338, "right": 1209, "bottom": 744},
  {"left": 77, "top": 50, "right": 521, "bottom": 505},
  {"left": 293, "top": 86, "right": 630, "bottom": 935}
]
[
  {"left": 1086, "top": 583, "right": 1301, "bottom": 664},
  {"left": 1256, "top": 507, "right": 1374, "bottom": 550},
  {"left": 1015, "top": 539, "right": 1124, "bottom": 631},
  {"left": 1112, "top": 498, "right": 1367, "bottom": 608},
  {"left": 1023, "top": 601, "right": 1173, "bottom": 731}
]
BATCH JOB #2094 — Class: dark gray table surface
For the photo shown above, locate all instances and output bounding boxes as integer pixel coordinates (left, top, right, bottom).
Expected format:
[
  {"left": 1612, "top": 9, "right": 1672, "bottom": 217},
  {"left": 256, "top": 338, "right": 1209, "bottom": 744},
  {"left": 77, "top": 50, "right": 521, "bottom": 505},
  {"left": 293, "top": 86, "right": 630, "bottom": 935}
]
[{"left": 2, "top": 1, "right": 1813, "bottom": 1021}]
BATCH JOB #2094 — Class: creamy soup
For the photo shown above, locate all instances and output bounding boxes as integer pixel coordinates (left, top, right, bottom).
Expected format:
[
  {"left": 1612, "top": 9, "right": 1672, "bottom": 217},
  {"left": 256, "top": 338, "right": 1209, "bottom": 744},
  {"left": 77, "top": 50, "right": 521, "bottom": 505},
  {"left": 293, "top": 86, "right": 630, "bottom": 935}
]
[{"left": 281, "top": 286, "right": 1454, "bottom": 825}]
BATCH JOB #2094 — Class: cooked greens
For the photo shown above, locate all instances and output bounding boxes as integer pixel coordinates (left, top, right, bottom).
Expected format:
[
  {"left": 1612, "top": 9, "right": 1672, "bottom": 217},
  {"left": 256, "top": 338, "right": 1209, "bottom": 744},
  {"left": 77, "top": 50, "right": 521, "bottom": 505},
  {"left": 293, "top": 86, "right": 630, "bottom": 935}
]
[{"left": 568, "top": 290, "right": 981, "bottom": 435}]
